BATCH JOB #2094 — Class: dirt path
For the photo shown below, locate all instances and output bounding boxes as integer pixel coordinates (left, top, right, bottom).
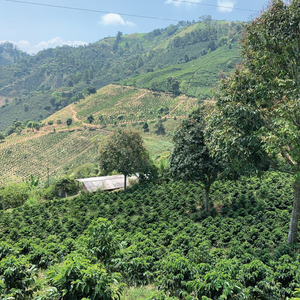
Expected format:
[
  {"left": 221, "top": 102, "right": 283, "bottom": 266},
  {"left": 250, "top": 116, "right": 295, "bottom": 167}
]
[{"left": 70, "top": 104, "right": 79, "bottom": 122}]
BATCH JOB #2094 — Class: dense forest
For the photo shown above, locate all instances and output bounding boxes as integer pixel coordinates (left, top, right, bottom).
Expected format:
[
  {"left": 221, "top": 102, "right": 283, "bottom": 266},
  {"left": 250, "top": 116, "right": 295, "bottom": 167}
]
[{"left": 0, "top": 19, "right": 241, "bottom": 132}]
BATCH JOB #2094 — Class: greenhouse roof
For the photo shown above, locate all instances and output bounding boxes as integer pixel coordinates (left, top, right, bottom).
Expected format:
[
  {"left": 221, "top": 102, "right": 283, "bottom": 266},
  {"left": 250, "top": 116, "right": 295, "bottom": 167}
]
[{"left": 76, "top": 175, "right": 136, "bottom": 192}]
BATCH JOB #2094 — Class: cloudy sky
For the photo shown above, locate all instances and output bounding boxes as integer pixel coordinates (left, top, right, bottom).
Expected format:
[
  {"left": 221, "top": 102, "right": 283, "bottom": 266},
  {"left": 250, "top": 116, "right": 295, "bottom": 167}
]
[{"left": 1, "top": 0, "right": 267, "bottom": 54}]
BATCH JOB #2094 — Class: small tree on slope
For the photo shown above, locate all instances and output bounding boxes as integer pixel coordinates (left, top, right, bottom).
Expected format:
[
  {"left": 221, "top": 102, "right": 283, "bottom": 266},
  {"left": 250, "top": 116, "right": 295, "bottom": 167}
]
[{"left": 98, "top": 128, "right": 152, "bottom": 192}]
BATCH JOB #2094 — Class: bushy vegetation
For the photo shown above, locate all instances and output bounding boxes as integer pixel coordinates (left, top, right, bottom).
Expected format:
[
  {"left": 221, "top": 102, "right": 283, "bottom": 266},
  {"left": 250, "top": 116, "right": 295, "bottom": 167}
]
[{"left": 0, "top": 171, "right": 299, "bottom": 299}]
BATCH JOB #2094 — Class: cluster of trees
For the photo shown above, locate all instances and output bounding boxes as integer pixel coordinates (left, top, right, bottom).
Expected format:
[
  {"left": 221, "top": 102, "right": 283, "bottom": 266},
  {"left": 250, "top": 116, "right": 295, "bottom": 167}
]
[
  {"left": 169, "top": 21, "right": 241, "bottom": 50},
  {"left": 4, "top": 119, "right": 41, "bottom": 136},
  {"left": 167, "top": 0, "right": 300, "bottom": 246},
  {"left": 205, "top": 0, "right": 300, "bottom": 244},
  {"left": 0, "top": 42, "right": 28, "bottom": 66},
  {"left": 150, "top": 76, "right": 180, "bottom": 94}
]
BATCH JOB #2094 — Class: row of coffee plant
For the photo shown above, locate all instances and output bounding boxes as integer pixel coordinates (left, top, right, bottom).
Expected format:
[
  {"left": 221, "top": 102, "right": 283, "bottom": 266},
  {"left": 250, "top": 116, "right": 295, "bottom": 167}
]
[{"left": 0, "top": 171, "right": 299, "bottom": 299}]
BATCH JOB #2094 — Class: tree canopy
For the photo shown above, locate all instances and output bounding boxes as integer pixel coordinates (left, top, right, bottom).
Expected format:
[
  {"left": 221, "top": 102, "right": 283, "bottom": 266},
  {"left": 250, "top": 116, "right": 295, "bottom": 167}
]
[
  {"left": 98, "top": 128, "right": 152, "bottom": 192},
  {"left": 206, "top": 0, "right": 300, "bottom": 243},
  {"left": 170, "top": 107, "right": 223, "bottom": 211},
  {"left": 66, "top": 118, "right": 72, "bottom": 127}
]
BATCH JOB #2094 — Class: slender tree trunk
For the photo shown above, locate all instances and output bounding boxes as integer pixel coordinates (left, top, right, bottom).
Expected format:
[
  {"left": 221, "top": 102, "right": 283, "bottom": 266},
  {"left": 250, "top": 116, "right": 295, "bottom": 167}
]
[
  {"left": 124, "top": 174, "right": 127, "bottom": 193},
  {"left": 205, "top": 185, "right": 210, "bottom": 212},
  {"left": 288, "top": 180, "right": 300, "bottom": 243}
]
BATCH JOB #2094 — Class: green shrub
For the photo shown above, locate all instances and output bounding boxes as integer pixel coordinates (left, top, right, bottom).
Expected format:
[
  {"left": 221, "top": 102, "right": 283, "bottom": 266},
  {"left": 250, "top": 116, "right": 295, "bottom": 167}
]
[
  {"left": 46, "top": 253, "right": 123, "bottom": 300},
  {"left": 0, "top": 255, "right": 36, "bottom": 299},
  {"left": 0, "top": 181, "right": 29, "bottom": 210}
]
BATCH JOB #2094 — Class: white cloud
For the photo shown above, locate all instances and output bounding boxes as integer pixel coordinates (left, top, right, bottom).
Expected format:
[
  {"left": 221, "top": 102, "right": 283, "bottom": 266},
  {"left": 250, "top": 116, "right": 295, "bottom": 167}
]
[
  {"left": 165, "top": 0, "right": 202, "bottom": 7},
  {"left": 0, "top": 37, "right": 87, "bottom": 54},
  {"left": 217, "top": 0, "right": 236, "bottom": 12},
  {"left": 99, "top": 13, "right": 136, "bottom": 26}
]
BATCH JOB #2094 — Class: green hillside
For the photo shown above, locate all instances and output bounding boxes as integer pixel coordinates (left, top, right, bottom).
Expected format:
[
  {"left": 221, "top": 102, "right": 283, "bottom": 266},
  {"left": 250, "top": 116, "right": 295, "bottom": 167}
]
[
  {"left": 0, "top": 84, "right": 192, "bottom": 182},
  {"left": 0, "top": 42, "right": 28, "bottom": 67},
  {"left": 0, "top": 172, "right": 299, "bottom": 299},
  {"left": 0, "top": 121, "right": 175, "bottom": 182},
  {"left": 0, "top": 20, "right": 242, "bottom": 132},
  {"left": 70, "top": 84, "right": 197, "bottom": 123},
  {"left": 122, "top": 42, "right": 240, "bottom": 99}
]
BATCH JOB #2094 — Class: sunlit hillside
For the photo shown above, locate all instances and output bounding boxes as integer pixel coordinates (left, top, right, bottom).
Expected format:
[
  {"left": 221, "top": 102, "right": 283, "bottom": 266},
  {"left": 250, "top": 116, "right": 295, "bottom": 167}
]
[
  {"left": 0, "top": 85, "right": 196, "bottom": 182},
  {"left": 0, "top": 19, "right": 241, "bottom": 132}
]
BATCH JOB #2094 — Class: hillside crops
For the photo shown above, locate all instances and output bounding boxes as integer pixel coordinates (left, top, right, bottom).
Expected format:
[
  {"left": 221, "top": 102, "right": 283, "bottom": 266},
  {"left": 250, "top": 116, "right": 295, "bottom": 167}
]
[
  {"left": 0, "top": 118, "right": 177, "bottom": 182},
  {"left": 73, "top": 84, "right": 198, "bottom": 124},
  {"left": 123, "top": 42, "right": 240, "bottom": 99},
  {"left": 0, "top": 129, "right": 105, "bottom": 182},
  {"left": 0, "top": 172, "right": 299, "bottom": 299}
]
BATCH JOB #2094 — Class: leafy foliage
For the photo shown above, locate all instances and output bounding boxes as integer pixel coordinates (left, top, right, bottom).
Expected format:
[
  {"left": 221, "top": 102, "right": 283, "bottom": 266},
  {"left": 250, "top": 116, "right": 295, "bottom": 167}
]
[
  {"left": 0, "top": 42, "right": 28, "bottom": 67},
  {"left": 170, "top": 107, "right": 223, "bottom": 211},
  {"left": 99, "top": 128, "right": 153, "bottom": 191},
  {"left": 0, "top": 255, "right": 36, "bottom": 299},
  {"left": 46, "top": 253, "right": 123, "bottom": 300},
  {"left": 206, "top": 0, "right": 300, "bottom": 243},
  {"left": 0, "top": 181, "right": 29, "bottom": 210}
]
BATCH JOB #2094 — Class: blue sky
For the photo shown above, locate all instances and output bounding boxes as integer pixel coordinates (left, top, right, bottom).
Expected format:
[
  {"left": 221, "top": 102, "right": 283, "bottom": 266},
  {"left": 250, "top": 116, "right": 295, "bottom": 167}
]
[{"left": 1, "top": 0, "right": 267, "bottom": 54}]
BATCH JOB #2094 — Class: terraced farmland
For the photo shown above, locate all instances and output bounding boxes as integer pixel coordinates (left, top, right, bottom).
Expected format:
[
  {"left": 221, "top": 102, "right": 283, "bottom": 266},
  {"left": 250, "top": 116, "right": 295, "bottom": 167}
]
[
  {"left": 69, "top": 84, "right": 197, "bottom": 125},
  {"left": 0, "top": 129, "right": 106, "bottom": 182}
]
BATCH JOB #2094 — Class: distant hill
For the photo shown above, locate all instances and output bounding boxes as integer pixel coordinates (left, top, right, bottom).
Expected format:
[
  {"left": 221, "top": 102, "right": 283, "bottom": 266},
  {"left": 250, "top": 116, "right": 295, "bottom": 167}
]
[
  {"left": 0, "top": 20, "right": 242, "bottom": 132},
  {"left": 47, "top": 84, "right": 198, "bottom": 125},
  {"left": 0, "top": 42, "right": 29, "bottom": 66},
  {"left": 0, "top": 84, "right": 196, "bottom": 181}
]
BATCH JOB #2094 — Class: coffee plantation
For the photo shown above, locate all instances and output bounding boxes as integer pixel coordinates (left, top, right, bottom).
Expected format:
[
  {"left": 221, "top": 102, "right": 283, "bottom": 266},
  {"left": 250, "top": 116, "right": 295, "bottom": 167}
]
[{"left": 0, "top": 171, "right": 299, "bottom": 299}]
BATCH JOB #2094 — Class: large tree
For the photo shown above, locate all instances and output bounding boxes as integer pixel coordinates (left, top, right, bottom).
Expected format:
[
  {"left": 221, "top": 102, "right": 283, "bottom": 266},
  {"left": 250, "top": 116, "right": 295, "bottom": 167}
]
[
  {"left": 206, "top": 0, "right": 300, "bottom": 243},
  {"left": 98, "top": 128, "right": 151, "bottom": 192},
  {"left": 170, "top": 108, "right": 223, "bottom": 211}
]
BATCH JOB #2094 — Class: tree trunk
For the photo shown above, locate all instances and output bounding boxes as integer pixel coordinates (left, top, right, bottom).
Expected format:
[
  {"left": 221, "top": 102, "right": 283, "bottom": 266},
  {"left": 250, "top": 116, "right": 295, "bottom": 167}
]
[
  {"left": 205, "top": 186, "right": 210, "bottom": 212},
  {"left": 287, "top": 180, "right": 300, "bottom": 243},
  {"left": 124, "top": 174, "right": 127, "bottom": 193}
]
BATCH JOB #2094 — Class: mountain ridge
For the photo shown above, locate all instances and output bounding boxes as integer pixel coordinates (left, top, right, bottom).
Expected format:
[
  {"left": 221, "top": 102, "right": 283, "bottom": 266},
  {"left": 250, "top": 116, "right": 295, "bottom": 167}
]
[{"left": 0, "top": 19, "right": 242, "bottom": 132}]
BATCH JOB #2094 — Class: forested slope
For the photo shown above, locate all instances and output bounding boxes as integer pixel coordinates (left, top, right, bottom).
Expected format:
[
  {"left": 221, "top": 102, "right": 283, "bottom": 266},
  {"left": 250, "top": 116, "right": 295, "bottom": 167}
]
[
  {"left": 0, "top": 42, "right": 28, "bottom": 66},
  {"left": 0, "top": 20, "right": 241, "bottom": 132},
  {"left": 1, "top": 172, "right": 299, "bottom": 299}
]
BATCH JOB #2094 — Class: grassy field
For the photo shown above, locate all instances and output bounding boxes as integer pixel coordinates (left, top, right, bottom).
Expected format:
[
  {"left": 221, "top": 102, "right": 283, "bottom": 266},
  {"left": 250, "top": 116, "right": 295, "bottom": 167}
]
[{"left": 121, "top": 286, "right": 155, "bottom": 300}]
